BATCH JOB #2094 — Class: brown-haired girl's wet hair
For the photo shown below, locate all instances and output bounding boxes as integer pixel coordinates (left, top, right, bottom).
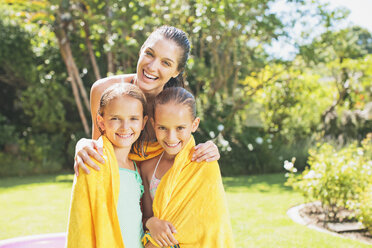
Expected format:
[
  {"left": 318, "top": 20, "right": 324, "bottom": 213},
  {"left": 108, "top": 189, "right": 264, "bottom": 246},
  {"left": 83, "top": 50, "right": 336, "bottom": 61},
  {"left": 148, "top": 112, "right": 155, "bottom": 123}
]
[
  {"left": 143, "top": 26, "right": 190, "bottom": 88},
  {"left": 98, "top": 83, "right": 148, "bottom": 156},
  {"left": 153, "top": 87, "right": 196, "bottom": 119}
]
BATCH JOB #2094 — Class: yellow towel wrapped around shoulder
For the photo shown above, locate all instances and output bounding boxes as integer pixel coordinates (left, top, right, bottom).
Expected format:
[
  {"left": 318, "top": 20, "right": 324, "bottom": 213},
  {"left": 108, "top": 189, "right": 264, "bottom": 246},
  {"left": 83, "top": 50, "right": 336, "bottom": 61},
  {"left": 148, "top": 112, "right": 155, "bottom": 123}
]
[
  {"left": 143, "top": 136, "right": 235, "bottom": 248},
  {"left": 66, "top": 136, "right": 163, "bottom": 248}
]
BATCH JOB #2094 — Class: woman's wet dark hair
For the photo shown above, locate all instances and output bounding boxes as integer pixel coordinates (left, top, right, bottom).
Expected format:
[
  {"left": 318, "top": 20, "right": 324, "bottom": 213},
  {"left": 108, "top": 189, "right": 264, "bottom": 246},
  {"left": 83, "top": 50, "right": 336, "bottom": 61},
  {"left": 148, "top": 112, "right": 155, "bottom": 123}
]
[
  {"left": 153, "top": 87, "right": 196, "bottom": 120},
  {"left": 98, "top": 83, "right": 149, "bottom": 156},
  {"left": 144, "top": 26, "right": 190, "bottom": 88}
]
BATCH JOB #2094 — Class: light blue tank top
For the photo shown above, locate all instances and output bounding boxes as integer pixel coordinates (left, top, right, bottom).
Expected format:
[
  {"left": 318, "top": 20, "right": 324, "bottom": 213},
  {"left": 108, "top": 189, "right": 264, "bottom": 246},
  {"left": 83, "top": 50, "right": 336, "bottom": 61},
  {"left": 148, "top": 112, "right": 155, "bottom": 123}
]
[{"left": 117, "top": 162, "right": 145, "bottom": 248}]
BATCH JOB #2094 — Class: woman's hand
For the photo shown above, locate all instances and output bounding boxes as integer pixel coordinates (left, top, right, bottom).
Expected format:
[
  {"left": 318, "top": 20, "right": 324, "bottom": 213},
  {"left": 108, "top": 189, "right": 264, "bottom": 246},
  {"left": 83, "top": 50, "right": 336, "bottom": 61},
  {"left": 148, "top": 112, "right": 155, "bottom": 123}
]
[
  {"left": 145, "top": 243, "right": 158, "bottom": 248},
  {"left": 146, "top": 217, "right": 178, "bottom": 248},
  {"left": 74, "top": 138, "right": 105, "bottom": 176},
  {"left": 192, "top": 140, "right": 220, "bottom": 162}
]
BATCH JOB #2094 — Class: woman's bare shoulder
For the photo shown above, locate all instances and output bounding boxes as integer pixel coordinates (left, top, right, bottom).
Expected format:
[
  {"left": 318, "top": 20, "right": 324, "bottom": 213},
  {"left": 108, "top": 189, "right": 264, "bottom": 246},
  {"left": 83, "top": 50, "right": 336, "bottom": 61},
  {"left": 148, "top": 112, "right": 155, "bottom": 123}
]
[{"left": 92, "top": 74, "right": 135, "bottom": 91}]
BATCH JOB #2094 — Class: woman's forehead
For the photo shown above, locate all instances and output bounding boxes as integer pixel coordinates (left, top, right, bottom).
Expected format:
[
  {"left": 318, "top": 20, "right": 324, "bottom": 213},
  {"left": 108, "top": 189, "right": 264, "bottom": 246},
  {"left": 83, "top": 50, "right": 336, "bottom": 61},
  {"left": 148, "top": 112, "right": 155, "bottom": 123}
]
[{"left": 144, "top": 36, "right": 181, "bottom": 59}]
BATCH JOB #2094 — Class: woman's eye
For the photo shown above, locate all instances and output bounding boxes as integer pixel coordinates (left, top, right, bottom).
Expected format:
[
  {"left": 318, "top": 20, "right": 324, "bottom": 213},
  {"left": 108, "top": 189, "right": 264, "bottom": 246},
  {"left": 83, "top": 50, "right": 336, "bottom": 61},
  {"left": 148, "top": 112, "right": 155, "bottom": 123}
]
[
  {"left": 131, "top": 117, "right": 139, "bottom": 121},
  {"left": 111, "top": 117, "right": 118, "bottom": 121},
  {"left": 145, "top": 51, "right": 153, "bottom": 57},
  {"left": 158, "top": 126, "right": 166, "bottom": 130}
]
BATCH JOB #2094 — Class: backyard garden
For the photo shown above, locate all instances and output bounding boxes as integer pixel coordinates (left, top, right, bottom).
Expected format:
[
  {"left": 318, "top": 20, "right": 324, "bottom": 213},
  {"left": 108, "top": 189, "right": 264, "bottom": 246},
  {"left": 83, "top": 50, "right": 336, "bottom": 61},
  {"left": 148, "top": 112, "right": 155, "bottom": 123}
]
[{"left": 0, "top": 0, "right": 371, "bottom": 247}]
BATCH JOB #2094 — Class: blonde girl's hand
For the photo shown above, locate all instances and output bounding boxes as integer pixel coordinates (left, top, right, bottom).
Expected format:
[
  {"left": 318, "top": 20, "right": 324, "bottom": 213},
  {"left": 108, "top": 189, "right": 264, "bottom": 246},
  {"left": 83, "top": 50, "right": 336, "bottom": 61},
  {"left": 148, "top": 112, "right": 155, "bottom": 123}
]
[
  {"left": 74, "top": 138, "right": 104, "bottom": 176},
  {"left": 146, "top": 217, "right": 178, "bottom": 248},
  {"left": 192, "top": 140, "right": 220, "bottom": 162}
]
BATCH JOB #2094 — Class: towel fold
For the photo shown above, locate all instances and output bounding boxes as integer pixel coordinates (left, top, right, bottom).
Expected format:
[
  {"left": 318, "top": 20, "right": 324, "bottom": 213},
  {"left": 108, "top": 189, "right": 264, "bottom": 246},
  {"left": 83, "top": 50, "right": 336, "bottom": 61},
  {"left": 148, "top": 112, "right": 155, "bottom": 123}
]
[
  {"left": 143, "top": 136, "right": 235, "bottom": 248},
  {"left": 66, "top": 136, "right": 124, "bottom": 248}
]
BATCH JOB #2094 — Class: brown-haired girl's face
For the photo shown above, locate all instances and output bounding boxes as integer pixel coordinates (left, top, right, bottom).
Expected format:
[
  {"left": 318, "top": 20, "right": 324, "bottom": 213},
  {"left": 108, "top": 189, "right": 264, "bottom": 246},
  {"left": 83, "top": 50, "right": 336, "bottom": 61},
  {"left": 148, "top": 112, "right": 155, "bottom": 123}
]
[
  {"left": 152, "top": 102, "right": 199, "bottom": 157},
  {"left": 97, "top": 95, "right": 147, "bottom": 150},
  {"left": 136, "top": 36, "right": 181, "bottom": 96}
]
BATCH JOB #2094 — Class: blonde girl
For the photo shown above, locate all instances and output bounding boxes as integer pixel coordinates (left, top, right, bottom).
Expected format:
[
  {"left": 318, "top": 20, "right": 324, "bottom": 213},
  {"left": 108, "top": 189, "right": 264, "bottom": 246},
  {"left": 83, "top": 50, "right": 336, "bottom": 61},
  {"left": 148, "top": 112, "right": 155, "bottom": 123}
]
[{"left": 66, "top": 83, "right": 148, "bottom": 248}]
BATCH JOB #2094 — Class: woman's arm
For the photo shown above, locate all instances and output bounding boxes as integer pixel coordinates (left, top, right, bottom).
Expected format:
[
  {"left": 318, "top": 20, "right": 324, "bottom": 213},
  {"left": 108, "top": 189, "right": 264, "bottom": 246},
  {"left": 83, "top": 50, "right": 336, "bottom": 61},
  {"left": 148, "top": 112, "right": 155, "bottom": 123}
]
[{"left": 73, "top": 75, "right": 136, "bottom": 175}]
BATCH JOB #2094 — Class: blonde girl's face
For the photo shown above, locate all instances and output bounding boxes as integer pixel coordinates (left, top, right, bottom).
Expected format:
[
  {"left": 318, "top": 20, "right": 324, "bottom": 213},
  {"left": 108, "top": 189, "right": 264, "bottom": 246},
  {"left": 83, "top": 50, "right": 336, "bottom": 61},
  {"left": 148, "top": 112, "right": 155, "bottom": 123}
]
[
  {"left": 136, "top": 36, "right": 181, "bottom": 96},
  {"left": 97, "top": 95, "right": 147, "bottom": 150},
  {"left": 152, "top": 102, "right": 199, "bottom": 157}
]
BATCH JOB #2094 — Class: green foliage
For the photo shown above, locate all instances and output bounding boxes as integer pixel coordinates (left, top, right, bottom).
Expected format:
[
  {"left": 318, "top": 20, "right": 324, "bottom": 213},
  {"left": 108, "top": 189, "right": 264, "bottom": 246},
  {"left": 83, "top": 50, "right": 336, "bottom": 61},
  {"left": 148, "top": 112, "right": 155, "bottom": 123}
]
[
  {"left": 358, "top": 185, "right": 372, "bottom": 235},
  {"left": 1, "top": 0, "right": 371, "bottom": 177},
  {"left": 0, "top": 134, "right": 66, "bottom": 177},
  {"left": 0, "top": 114, "right": 17, "bottom": 146},
  {"left": 285, "top": 134, "right": 372, "bottom": 229},
  {"left": 0, "top": 12, "right": 38, "bottom": 88}
]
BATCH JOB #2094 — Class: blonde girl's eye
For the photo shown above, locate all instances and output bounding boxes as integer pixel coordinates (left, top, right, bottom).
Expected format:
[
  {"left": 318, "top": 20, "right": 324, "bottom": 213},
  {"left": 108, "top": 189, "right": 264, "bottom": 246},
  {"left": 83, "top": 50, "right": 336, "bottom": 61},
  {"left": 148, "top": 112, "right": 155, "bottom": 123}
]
[
  {"left": 177, "top": 126, "right": 185, "bottom": 131},
  {"left": 163, "top": 60, "right": 171, "bottom": 67}
]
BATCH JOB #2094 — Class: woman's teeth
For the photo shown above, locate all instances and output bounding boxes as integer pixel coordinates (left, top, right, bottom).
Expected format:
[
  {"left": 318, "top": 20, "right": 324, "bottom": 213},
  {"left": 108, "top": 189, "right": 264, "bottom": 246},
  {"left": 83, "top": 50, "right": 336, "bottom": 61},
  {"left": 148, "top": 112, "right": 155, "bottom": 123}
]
[{"left": 143, "top": 70, "right": 158, "bottom": 80}]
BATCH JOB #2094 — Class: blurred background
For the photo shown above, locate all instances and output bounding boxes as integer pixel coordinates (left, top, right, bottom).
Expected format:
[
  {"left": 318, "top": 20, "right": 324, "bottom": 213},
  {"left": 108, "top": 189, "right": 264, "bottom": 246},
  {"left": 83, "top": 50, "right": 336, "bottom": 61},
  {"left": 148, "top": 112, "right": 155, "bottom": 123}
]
[{"left": 0, "top": 0, "right": 371, "bottom": 177}]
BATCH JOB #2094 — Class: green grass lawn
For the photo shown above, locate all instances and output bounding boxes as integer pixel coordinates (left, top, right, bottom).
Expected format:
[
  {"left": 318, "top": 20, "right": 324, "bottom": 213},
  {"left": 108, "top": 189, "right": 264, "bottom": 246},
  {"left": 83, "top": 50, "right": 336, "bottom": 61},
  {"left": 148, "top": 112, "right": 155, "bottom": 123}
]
[{"left": 0, "top": 173, "right": 369, "bottom": 247}]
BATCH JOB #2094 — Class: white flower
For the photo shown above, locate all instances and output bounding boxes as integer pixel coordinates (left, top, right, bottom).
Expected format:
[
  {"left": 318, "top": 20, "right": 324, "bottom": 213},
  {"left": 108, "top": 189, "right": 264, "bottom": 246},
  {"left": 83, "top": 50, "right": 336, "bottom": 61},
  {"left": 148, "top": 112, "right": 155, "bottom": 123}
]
[
  {"left": 303, "top": 170, "right": 316, "bottom": 179},
  {"left": 217, "top": 124, "right": 224, "bottom": 132},
  {"left": 255, "top": 137, "right": 263, "bottom": 144},
  {"left": 357, "top": 148, "right": 364, "bottom": 156},
  {"left": 247, "top": 144, "right": 254, "bottom": 151},
  {"left": 209, "top": 131, "right": 215, "bottom": 139},
  {"left": 284, "top": 160, "right": 294, "bottom": 171}
]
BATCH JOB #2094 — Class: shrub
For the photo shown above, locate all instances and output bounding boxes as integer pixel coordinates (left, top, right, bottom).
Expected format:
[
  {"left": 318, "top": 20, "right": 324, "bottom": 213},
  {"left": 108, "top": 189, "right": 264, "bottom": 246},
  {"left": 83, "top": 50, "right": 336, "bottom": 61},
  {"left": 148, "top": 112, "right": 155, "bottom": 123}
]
[{"left": 285, "top": 133, "right": 372, "bottom": 225}]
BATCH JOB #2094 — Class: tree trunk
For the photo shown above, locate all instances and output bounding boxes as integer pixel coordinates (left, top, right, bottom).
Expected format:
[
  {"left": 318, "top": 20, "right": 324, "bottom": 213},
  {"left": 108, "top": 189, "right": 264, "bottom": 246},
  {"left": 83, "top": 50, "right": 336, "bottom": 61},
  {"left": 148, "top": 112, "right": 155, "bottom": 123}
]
[
  {"left": 83, "top": 19, "right": 101, "bottom": 80},
  {"left": 55, "top": 27, "right": 90, "bottom": 136},
  {"left": 106, "top": 1, "right": 114, "bottom": 74}
]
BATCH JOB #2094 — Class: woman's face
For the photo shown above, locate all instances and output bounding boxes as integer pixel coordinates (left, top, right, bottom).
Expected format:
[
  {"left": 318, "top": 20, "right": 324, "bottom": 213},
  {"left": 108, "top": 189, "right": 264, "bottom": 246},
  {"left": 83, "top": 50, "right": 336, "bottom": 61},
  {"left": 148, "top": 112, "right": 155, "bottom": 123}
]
[
  {"left": 152, "top": 102, "right": 199, "bottom": 158},
  {"left": 136, "top": 36, "right": 181, "bottom": 96}
]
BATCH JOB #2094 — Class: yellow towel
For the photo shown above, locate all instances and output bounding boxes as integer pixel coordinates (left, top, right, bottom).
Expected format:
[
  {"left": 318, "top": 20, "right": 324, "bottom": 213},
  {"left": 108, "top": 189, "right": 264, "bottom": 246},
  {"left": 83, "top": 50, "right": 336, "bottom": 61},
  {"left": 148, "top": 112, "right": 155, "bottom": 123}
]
[
  {"left": 66, "top": 135, "right": 124, "bottom": 248},
  {"left": 143, "top": 136, "right": 235, "bottom": 248},
  {"left": 66, "top": 136, "right": 163, "bottom": 248},
  {"left": 129, "top": 141, "right": 164, "bottom": 161}
]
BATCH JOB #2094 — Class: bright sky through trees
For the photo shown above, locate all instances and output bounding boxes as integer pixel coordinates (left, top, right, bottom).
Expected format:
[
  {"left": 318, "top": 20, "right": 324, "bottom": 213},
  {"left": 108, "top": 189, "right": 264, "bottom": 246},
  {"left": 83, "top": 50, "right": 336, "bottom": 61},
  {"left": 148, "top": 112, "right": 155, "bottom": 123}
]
[{"left": 267, "top": 0, "right": 372, "bottom": 60}]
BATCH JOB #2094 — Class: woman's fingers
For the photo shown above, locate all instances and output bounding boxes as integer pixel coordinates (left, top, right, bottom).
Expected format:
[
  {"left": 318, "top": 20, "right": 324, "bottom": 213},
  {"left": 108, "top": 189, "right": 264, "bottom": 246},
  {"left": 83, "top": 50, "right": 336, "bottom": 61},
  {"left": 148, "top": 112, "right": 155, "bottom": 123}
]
[
  {"left": 86, "top": 146, "right": 105, "bottom": 166},
  {"left": 74, "top": 156, "right": 83, "bottom": 176},
  {"left": 192, "top": 140, "right": 220, "bottom": 162}
]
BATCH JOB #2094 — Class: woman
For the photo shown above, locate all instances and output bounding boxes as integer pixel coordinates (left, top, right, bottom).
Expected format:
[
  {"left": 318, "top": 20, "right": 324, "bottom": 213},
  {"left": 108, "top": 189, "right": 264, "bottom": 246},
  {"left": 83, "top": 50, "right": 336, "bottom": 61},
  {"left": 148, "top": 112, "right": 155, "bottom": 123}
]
[{"left": 74, "top": 26, "right": 220, "bottom": 175}]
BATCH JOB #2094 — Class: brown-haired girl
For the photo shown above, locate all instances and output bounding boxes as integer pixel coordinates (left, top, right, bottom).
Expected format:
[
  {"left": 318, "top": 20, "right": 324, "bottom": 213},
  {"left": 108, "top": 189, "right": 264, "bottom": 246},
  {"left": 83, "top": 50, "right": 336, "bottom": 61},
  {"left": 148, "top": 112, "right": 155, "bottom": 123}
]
[{"left": 141, "top": 87, "right": 234, "bottom": 248}]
